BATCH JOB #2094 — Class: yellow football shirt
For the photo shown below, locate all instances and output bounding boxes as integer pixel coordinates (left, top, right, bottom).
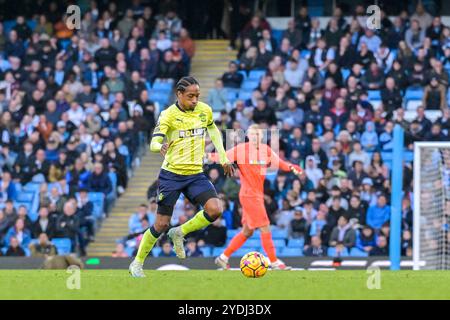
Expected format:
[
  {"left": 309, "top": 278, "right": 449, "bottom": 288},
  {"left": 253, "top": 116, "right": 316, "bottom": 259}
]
[{"left": 152, "top": 101, "right": 215, "bottom": 175}]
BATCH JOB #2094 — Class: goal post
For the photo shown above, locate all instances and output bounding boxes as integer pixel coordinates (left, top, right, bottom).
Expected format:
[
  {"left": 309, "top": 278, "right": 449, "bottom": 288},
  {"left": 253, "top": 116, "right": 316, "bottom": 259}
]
[{"left": 413, "top": 142, "right": 450, "bottom": 270}]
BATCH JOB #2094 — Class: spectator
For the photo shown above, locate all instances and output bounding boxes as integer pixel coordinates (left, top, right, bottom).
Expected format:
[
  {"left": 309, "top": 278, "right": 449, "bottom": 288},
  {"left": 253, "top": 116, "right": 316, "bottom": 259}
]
[
  {"left": 186, "top": 238, "right": 203, "bottom": 257},
  {"left": 87, "top": 162, "right": 112, "bottom": 196},
  {"left": 222, "top": 62, "right": 243, "bottom": 89},
  {"left": 369, "top": 235, "right": 389, "bottom": 256},
  {"left": 422, "top": 77, "right": 447, "bottom": 110},
  {"left": 202, "top": 218, "right": 227, "bottom": 247},
  {"left": 159, "top": 241, "right": 176, "bottom": 257},
  {"left": 356, "top": 225, "right": 377, "bottom": 254},
  {"left": 360, "top": 121, "right": 379, "bottom": 152},
  {"left": 289, "top": 209, "right": 308, "bottom": 239},
  {"left": 32, "top": 206, "right": 56, "bottom": 239},
  {"left": 304, "top": 235, "right": 327, "bottom": 256},
  {"left": 129, "top": 204, "right": 153, "bottom": 234},
  {"left": 29, "top": 233, "right": 57, "bottom": 257},
  {"left": 207, "top": 79, "right": 228, "bottom": 112},
  {"left": 55, "top": 201, "right": 80, "bottom": 254},
  {"left": 5, "top": 236, "right": 26, "bottom": 256},
  {"left": 405, "top": 19, "right": 425, "bottom": 52},
  {"left": 112, "top": 243, "right": 129, "bottom": 258},
  {"left": 329, "top": 215, "right": 356, "bottom": 253},
  {"left": 366, "top": 194, "right": 391, "bottom": 230},
  {"left": 76, "top": 188, "right": 95, "bottom": 242},
  {"left": 5, "top": 217, "right": 31, "bottom": 248},
  {"left": 381, "top": 77, "right": 403, "bottom": 116},
  {"left": 348, "top": 195, "right": 368, "bottom": 225}
]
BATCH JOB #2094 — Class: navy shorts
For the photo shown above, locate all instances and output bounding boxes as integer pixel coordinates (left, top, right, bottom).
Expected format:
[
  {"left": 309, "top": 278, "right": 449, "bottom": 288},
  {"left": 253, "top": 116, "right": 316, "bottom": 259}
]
[{"left": 156, "top": 169, "right": 218, "bottom": 216}]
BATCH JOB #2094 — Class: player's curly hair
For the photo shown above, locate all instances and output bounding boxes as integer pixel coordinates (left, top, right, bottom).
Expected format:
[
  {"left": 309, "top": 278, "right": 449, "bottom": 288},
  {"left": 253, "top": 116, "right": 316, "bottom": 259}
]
[{"left": 176, "top": 76, "right": 200, "bottom": 93}]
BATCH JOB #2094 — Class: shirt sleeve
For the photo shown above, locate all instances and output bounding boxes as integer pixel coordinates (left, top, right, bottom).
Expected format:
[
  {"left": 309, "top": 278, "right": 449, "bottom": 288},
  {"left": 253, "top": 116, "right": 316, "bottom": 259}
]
[
  {"left": 267, "top": 145, "right": 292, "bottom": 172},
  {"left": 206, "top": 106, "right": 214, "bottom": 127},
  {"left": 152, "top": 111, "right": 170, "bottom": 138}
]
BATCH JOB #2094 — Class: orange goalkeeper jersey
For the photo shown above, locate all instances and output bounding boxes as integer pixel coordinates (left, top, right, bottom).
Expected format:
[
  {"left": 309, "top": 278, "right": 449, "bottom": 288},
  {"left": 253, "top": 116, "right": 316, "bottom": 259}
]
[{"left": 212, "top": 142, "right": 295, "bottom": 198}]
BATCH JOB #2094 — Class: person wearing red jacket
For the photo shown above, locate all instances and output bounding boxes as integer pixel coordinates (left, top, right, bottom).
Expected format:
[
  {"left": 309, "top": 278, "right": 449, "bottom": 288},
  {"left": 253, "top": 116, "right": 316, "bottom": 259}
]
[{"left": 209, "top": 124, "right": 303, "bottom": 270}]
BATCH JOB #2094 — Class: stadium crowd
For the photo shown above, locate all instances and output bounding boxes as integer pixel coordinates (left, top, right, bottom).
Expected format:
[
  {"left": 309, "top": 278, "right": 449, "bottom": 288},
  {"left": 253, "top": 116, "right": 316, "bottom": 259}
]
[
  {"left": 120, "top": 2, "right": 450, "bottom": 259},
  {"left": 0, "top": 0, "right": 193, "bottom": 257},
  {"left": 0, "top": 0, "right": 448, "bottom": 260}
]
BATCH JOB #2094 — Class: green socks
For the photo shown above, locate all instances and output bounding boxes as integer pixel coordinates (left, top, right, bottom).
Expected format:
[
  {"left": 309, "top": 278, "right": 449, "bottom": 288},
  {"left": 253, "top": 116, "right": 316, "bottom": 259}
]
[
  {"left": 135, "top": 228, "right": 160, "bottom": 264},
  {"left": 180, "top": 210, "right": 215, "bottom": 236}
]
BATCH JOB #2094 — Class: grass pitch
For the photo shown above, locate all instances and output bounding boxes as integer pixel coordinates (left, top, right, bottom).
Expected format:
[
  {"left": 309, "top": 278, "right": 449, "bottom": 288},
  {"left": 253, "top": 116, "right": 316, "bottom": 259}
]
[{"left": 0, "top": 270, "right": 449, "bottom": 300}]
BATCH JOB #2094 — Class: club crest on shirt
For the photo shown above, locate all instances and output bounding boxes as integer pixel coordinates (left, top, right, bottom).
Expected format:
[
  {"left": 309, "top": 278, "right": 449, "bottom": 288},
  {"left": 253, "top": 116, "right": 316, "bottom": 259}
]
[{"left": 199, "top": 112, "right": 207, "bottom": 122}]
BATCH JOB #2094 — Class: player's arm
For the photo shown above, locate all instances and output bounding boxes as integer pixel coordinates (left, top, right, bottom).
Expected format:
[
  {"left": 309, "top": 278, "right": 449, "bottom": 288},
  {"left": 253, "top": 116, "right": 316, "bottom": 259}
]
[
  {"left": 268, "top": 146, "right": 303, "bottom": 176},
  {"left": 208, "top": 145, "right": 238, "bottom": 163},
  {"left": 150, "top": 112, "right": 170, "bottom": 156},
  {"left": 207, "top": 120, "right": 234, "bottom": 177}
]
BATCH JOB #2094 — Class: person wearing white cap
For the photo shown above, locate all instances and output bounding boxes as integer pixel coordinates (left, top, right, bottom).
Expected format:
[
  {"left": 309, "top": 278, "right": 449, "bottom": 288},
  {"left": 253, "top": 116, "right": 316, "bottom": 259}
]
[{"left": 304, "top": 155, "right": 323, "bottom": 188}]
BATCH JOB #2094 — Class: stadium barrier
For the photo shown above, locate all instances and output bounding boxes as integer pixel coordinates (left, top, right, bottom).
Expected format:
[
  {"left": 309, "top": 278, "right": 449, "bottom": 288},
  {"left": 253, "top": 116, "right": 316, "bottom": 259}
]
[{"left": 0, "top": 257, "right": 418, "bottom": 270}]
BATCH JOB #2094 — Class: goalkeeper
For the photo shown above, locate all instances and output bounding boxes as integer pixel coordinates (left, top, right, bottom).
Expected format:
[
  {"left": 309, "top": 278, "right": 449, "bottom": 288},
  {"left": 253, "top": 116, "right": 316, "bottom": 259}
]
[
  {"left": 129, "top": 76, "right": 234, "bottom": 277},
  {"left": 209, "top": 124, "right": 303, "bottom": 270}
]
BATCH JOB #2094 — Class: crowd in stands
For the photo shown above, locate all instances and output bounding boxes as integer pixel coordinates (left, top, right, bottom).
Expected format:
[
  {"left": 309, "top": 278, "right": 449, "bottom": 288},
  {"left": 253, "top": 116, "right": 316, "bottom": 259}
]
[
  {"left": 119, "top": 3, "right": 450, "bottom": 259},
  {"left": 0, "top": 0, "right": 193, "bottom": 257}
]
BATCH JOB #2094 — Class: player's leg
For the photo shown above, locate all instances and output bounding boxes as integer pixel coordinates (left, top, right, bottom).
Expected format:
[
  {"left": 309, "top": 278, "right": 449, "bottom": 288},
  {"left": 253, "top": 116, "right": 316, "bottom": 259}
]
[
  {"left": 129, "top": 214, "right": 171, "bottom": 277},
  {"left": 168, "top": 196, "right": 222, "bottom": 258},
  {"left": 130, "top": 170, "right": 181, "bottom": 276},
  {"left": 215, "top": 223, "right": 254, "bottom": 269},
  {"left": 169, "top": 174, "right": 222, "bottom": 258},
  {"left": 259, "top": 224, "right": 291, "bottom": 270}
]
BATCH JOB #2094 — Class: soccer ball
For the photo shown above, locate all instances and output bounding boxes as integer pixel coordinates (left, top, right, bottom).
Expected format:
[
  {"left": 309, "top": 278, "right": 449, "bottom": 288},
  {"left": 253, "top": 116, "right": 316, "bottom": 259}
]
[{"left": 240, "top": 251, "right": 269, "bottom": 278}]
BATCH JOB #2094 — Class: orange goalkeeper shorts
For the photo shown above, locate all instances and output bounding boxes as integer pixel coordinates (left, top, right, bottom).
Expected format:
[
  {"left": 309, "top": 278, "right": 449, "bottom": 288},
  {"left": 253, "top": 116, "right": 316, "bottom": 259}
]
[{"left": 239, "top": 195, "right": 270, "bottom": 230}]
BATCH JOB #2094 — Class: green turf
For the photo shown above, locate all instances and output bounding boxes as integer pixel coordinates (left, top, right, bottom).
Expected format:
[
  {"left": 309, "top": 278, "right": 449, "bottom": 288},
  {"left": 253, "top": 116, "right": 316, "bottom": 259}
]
[{"left": 0, "top": 270, "right": 449, "bottom": 300}]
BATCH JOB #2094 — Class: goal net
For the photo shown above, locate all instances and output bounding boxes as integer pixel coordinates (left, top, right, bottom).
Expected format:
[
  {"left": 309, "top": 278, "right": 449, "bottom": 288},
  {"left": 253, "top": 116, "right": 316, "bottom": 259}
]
[{"left": 413, "top": 142, "right": 450, "bottom": 270}]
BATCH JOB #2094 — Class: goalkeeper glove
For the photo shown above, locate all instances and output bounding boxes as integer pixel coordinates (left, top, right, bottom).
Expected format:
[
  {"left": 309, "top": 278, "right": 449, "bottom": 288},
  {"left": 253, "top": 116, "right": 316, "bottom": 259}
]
[{"left": 289, "top": 164, "right": 303, "bottom": 176}]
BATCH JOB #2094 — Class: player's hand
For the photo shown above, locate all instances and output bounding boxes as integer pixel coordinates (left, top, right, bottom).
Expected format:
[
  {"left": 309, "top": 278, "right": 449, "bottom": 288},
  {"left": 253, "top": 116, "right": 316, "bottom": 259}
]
[
  {"left": 160, "top": 143, "right": 169, "bottom": 156},
  {"left": 222, "top": 162, "right": 235, "bottom": 177},
  {"left": 289, "top": 164, "right": 303, "bottom": 176}
]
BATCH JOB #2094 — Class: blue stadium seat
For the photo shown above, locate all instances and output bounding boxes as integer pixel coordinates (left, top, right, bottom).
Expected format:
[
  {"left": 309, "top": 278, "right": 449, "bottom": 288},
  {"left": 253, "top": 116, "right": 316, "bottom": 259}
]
[
  {"left": 1, "top": 247, "right": 6, "bottom": 255},
  {"left": 212, "top": 246, "right": 227, "bottom": 257},
  {"left": 248, "top": 70, "right": 266, "bottom": 81},
  {"left": 16, "top": 192, "right": 34, "bottom": 202},
  {"left": 279, "top": 247, "right": 303, "bottom": 257},
  {"left": 381, "top": 152, "right": 393, "bottom": 162},
  {"left": 341, "top": 68, "right": 350, "bottom": 81},
  {"left": 327, "top": 247, "right": 349, "bottom": 257},
  {"left": 368, "top": 90, "right": 381, "bottom": 100},
  {"left": 405, "top": 87, "right": 424, "bottom": 101},
  {"left": 231, "top": 248, "right": 255, "bottom": 257},
  {"left": 125, "top": 246, "right": 134, "bottom": 257},
  {"left": 300, "top": 50, "right": 311, "bottom": 59},
  {"left": 152, "top": 81, "right": 173, "bottom": 91},
  {"left": 3, "top": 20, "right": 16, "bottom": 33},
  {"left": 23, "top": 182, "right": 41, "bottom": 193},
  {"left": 238, "top": 90, "right": 252, "bottom": 101},
  {"left": 287, "top": 238, "right": 304, "bottom": 248},
  {"left": 271, "top": 228, "right": 288, "bottom": 239},
  {"left": 85, "top": 192, "right": 105, "bottom": 219},
  {"left": 271, "top": 29, "right": 284, "bottom": 47},
  {"left": 272, "top": 239, "right": 286, "bottom": 248},
  {"left": 238, "top": 70, "right": 247, "bottom": 81},
  {"left": 227, "top": 229, "right": 240, "bottom": 239},
  {"left": 242, "top": 239, "right": 260, "bottom": 248},
  {"left": 52, "top": 238, "right": 72, "bottom": 255},
  {"left": 199, "top": 247, "right": 211, "bottom": 257},
  {"left": 241, "top": 79, "right": 259, "bottom": 90},
  {"left": 226, "top": 89, "right": 239, "bottom": 103},
  {"left": 152, "top": 247, "right": 161, "bottom": 257},
  {"left": 350, "top": 247, "right": 369, "bottom": 257},
  {"left": 403, "top": 151, "right": 414, "bottom": 162}
]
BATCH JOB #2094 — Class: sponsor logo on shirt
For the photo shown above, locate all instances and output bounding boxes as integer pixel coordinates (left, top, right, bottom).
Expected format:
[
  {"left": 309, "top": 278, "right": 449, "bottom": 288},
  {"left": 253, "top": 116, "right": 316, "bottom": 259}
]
[{"left": 179, "top": 128, "right": 206, "bottom": 138}]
